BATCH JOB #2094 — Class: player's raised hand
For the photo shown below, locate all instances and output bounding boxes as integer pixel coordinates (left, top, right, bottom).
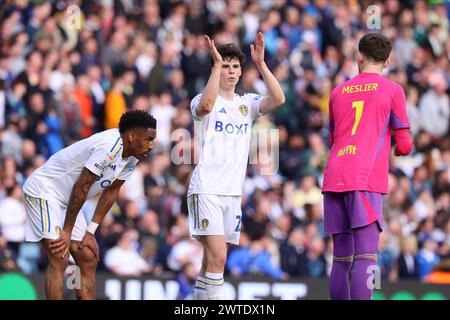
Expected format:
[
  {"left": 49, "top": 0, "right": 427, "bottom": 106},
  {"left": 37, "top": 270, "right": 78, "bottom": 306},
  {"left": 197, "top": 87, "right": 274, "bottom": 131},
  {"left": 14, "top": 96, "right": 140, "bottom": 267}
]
[
  {"left": 79, "top": 232, "right": 100, "bottom": 261},
  {"left": 204, "top": 35, "right": 222, "bottom": 67},
  {"left": 49, "top": 228, "right": 71, "bottom": 259},
  {"left": 250, "top": 32, "right": 265, "bottom": 66}
]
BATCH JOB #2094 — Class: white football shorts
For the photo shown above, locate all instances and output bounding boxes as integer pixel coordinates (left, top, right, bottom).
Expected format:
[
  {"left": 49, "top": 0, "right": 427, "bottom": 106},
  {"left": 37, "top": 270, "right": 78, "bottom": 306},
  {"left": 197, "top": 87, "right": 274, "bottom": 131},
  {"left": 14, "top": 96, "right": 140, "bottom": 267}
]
[
  {"left": 187, "top": 194, "right": 242, "bottom": 245},
  {"left": 23, "top": 193, "right": 88, "bottom": 242}
]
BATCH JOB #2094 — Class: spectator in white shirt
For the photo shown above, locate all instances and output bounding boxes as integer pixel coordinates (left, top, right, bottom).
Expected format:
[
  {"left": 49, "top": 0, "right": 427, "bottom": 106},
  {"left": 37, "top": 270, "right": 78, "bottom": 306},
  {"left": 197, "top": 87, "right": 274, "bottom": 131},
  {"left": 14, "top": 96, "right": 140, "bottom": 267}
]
[
  {"left": 0, "top": 183, "right": 26, "bottom": 258},
  {"left": 419, "top": 72, "right": 449, "bottom": 139},
  {"left": 104, "top": 229, "right": 151, "bottom": 277}
]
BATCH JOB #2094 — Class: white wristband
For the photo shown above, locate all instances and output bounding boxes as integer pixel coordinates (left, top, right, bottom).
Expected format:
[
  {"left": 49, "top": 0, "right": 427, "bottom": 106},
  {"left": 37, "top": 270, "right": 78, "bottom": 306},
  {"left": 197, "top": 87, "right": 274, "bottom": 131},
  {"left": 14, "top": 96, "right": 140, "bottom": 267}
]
[{"left": 87, "top": 221, "right": 99, "bottom": 234}]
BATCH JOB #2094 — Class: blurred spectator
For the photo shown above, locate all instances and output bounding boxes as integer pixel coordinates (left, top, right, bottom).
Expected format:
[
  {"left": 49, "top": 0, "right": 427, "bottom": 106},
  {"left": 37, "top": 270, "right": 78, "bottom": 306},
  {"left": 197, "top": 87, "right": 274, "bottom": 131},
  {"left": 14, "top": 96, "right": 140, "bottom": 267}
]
[
  {"left": 227, "top": 232, "right": 287, "bottom": 280},
  {"left": 104, "top": 77, "right": 126, "bottom": 129},
  {"left": 378, "top": 232, "right": 395, "bottom": 280},
  {"left": 280, "top": 227, "right": 308, "bottom": 277},
  {"left": 397, "top": 235, "right": 419, "bottom": 279},
  {"left": 1, "top": 122, "right": 23, "bottom": 165},
  {"left": 306, "top": 236, "right": 327, "bottom": 278},
  {"left": 104, "top": 229, "right": 151, "bottom": 277},
  {"left": 42, "top": 107, "right": 64, "bottom": 158},
  {"left": 0, "top": 235, "right": 19, "bottom": 272},
  {"left": 394, "top": 26, "right": 418, "bottom": 70},
  {"left": 0, "top": 183, "right": 26, "bottom": 258},
  {"left": 150, "top": 92, "right": 176, "bottom": 151},
  {"left": 175, "top": 262, "right": 197, "bottom": 300},
  {"left": 140, "top": 237, "right": 163, "bottom": 276},
  {"left": 57, "top": 83, "right": 83, "bottom": 145},
  {"left": 416, "top": 238, "right": 441, "bottom": 280},
  {"left": 419, "top": 72, "right": 449, "bottom": 139},
  {"left": 289, "top": 175, "right": 322, "bottom": 220},
  {"left": 405, "top": 86, "right": 421, "bottom": 137},
  {"left": 167, "top": 237, "right": 203, "bottom": 273},
  {"left": 73, "top": 74, "right": 95, "bottom": 138}
]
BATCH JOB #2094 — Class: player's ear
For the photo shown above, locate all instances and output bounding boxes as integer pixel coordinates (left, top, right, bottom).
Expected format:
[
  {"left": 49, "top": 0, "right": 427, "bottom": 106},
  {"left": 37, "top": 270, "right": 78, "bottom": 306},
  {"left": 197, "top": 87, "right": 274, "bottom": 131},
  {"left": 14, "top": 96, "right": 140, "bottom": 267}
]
[
  {"left": 357, "top": 52, "right": 364, "bottom": 64},
  {"left": 127, "top": 129, "right": 136, "bottom": 142},
  {"left": 384, "top": 57, "right": 391, "bottom": 69}
]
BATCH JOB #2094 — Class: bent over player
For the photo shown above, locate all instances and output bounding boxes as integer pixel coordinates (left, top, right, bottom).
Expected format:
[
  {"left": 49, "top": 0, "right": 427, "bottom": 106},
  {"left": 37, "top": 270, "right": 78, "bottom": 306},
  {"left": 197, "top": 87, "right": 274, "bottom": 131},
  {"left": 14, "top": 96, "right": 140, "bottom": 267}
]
[
  {"left": 22, "top": 110, "right": 157, "bottom": 299},
  {"left": 188, "top": 32, "right": 285, "bottom": 300},
  {"left": 322, "top": 33, "right": 412, "bottom": 300}
]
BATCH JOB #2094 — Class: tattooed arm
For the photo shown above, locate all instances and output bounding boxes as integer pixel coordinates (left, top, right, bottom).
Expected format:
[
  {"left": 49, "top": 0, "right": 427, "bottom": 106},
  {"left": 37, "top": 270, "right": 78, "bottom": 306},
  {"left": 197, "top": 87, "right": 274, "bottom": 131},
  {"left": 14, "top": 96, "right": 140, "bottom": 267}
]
[
  {"left": 79, "top": 179, "right": 125, "bottom": 261},
  {"left": 49, "top": 167, "right": 98, "bottom": 257},
  {"left": 64, "top": 167, "right": 98, "bottom": 231},
  {"left": 91, "top": 179, "right": 124, "bottom": 224}
]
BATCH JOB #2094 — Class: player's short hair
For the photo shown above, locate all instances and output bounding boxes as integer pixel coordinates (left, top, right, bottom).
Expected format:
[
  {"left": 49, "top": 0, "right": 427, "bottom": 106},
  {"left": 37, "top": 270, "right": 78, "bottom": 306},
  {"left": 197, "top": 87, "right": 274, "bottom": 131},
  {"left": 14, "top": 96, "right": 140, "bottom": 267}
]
[
  {"left": 213, "top": 43, "right": 246, "bottom": 66},
  {"left": 358, "top": 33, "right": 392, "bottom": 63},
  {"left": 119, "top": 110, "right": 157, "bottom": 133}
]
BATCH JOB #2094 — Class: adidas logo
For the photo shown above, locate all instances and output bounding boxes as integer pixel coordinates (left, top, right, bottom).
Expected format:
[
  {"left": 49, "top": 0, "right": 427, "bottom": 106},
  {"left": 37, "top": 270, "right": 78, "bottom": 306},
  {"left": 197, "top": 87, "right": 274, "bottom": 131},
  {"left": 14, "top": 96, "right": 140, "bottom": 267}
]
[{"left": 219, "top": 108, "right": 227, "bottom": 114}]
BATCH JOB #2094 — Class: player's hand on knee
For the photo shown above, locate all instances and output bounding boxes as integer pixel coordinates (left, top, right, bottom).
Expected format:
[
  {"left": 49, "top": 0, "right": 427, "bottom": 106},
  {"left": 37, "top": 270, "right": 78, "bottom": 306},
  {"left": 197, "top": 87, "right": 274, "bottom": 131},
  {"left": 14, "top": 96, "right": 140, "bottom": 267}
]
[
  {"left": 80, "top": 232, "right": 100, "bottom": 262},
  {"left": 49, "top": 228, "right": 71, "bottom": 259}
]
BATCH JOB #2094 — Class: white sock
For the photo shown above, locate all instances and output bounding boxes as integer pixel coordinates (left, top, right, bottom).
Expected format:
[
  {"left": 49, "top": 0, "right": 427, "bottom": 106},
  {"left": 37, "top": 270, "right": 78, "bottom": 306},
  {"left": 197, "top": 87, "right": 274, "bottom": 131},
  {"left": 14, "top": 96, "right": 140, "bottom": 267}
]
[
  {"left": 205, "top": 272, "right": 225, "bottom": 300},
  {"left": 193, "top": 276, "right": 208, "bottom": 300}
]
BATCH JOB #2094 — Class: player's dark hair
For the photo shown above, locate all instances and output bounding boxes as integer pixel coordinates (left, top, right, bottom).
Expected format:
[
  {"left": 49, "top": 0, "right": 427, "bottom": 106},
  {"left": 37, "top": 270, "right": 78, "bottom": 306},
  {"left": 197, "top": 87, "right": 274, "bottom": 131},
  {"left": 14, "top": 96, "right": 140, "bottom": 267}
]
[
  {"left": 358, "top": 33, "right": 392, "bottom": 63},
  {"left": 213, "top": 43, "right": 246, "bottom": 66},
  {"left": 119, "top": 110, "right": 157, "bottom": 133}
]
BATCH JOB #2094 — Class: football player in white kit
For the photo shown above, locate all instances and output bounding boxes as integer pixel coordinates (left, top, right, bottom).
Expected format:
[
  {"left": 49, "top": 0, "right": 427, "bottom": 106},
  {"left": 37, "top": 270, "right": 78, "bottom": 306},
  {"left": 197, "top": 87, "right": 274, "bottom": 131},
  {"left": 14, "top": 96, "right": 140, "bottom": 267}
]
[
  {"left": 188, "top": 32, "right": 285, "bottom": 299},
  {"left": 22, "top": 110, "right": 157, "bottom": 299}
]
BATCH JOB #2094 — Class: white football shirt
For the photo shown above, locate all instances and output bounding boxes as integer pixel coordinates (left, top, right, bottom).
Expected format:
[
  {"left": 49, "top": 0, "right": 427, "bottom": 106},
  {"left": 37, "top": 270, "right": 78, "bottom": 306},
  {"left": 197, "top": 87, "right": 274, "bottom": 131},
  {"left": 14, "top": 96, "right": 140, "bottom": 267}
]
[
  {"left": 23, "top": 129, "right": 139, "bottom": 204},
  {"left": 188, "top": 93, "right": 264, "bottom": 196}
]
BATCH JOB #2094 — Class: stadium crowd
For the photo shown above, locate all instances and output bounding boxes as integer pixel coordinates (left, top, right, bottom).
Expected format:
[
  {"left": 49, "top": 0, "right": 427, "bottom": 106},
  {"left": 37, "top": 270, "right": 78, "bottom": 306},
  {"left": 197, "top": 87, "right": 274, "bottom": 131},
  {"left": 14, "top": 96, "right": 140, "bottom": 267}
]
[{"left": 0, "top": 0, "right": 449, "bottom": 298}]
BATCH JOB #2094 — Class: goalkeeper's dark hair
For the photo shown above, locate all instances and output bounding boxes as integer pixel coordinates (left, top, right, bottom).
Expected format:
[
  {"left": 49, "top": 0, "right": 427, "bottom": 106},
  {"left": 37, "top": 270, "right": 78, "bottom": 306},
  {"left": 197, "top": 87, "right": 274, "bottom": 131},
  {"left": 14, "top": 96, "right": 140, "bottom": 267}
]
[
  {"left": 119, "top": 110, "right": 157, "bottom": 133},
  {"left": 358, "top": 33, "right": 392, "bottom": 63},
  {"left": 212, "top": 43, "right": 246, "bottom": 67}
]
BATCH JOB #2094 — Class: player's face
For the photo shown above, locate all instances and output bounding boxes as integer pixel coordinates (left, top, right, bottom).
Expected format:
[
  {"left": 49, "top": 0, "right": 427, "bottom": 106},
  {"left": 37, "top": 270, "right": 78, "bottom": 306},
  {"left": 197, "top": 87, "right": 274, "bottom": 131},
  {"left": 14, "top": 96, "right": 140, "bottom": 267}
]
[
  {"left": 130, "top": 128, "right": 157, "bottom": 160},
  {"left": 220, "top": 58, "right": 241, "bottom": 89}
]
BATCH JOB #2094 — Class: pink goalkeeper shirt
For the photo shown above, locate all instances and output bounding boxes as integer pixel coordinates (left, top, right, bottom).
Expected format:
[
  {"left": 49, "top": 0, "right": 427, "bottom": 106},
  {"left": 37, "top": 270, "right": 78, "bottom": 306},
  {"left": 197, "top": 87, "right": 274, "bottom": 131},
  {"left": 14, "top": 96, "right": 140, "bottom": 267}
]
[{"left": 322, "top": 72, "right": 410, "bottom": 194}]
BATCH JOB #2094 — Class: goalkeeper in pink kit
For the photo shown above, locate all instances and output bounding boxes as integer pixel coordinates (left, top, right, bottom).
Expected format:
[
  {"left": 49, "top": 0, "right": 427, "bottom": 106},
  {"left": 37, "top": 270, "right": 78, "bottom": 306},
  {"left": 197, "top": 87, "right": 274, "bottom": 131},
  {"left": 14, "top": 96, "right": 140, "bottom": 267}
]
[{"left": 322, "top": 33, "right": 412, "bottom": 300}]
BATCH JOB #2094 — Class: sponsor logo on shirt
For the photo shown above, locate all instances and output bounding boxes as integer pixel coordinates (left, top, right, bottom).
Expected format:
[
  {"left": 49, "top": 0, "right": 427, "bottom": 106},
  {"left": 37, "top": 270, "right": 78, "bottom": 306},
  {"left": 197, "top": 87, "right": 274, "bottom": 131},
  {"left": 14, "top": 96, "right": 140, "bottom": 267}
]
[
  {"left": 337, "top": 145, "right": 358, "bottom": 156},
  {"left": 215, "top": 121, "right": 249, "bottom": 135},
  {"left": 95, "top": 153, "right": 114, "bottom": 171},
  {"left": 239, "top": 104, "right": 248, "bottom": 116}
]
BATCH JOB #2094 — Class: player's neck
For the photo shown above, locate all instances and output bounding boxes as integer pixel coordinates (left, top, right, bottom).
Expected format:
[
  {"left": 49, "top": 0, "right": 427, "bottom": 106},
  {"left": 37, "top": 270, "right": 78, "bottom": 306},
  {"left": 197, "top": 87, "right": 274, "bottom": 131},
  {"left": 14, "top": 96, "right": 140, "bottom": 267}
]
[
  {"left": 359, "top": 64, "right": 384, "bottom": 75},
  {"left": 121, "top": 134, "right": 131, "bottom": 158},
  {"left": 218, "top": 87, "right": 236, "bottom": 101}
]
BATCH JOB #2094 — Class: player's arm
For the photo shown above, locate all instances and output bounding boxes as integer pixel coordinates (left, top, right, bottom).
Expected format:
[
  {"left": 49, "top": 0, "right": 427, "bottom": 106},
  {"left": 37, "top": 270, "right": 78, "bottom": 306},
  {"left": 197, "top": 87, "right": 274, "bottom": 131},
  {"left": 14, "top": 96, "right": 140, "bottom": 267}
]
[
  {"left": 91, "top": 179, "right": 124, "bottom": 225},
  {"left": 390, "top": 84, "right": 412, "bottom": 156},
  {"left": 251, "top": 32, "right": 285, "bottom": 114},
  {"left": 79, "top": 179, "right": 126, "bottom": 260},
  {"left": 393, "top": 129, "right": 413, "bottom": 156},
  {"left": 195, "top": 35, "right": 223, "bottom": 117},
  {"left": 328, "top": 93, "right": 335, "bottom": 148},
  {"left": 48, "top": 167, "right": 98, "bottom": 258}
]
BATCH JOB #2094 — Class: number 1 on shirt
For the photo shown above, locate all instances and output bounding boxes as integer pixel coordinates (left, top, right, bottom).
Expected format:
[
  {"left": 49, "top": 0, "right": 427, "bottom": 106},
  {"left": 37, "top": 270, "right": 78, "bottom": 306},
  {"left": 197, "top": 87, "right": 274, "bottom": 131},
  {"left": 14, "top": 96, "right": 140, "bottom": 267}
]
[{"left": 351, "top": 100, "right": 364, "bottom": 135}]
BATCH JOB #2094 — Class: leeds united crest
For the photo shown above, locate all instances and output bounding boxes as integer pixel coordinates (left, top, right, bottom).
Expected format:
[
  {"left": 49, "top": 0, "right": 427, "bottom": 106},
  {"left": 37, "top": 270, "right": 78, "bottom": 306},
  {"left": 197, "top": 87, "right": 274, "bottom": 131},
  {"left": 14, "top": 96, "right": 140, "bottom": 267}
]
[
  {"left": 201, "top": 219, "right": 209, "bottom": 229},
  {"left": 239, "top": 104, "right": 248, "bottom": 116}
]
